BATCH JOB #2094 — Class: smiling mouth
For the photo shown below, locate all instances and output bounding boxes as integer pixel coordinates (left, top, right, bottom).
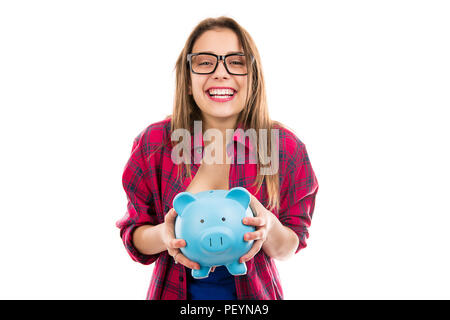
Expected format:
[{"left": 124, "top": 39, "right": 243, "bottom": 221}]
[
  {"left": 206, "top": 92, "right": 236, "bottom": 102},
  {"left": 206, "top": 88, "right": 237, "bottom": 102}
]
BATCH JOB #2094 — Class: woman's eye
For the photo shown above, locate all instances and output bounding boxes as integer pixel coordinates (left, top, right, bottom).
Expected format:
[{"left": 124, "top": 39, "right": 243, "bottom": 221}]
[
  {"left": 221, "top": 217, "right": 226, "bottom": 222},
  {"left": 230, "top": 60, "right": 244, "bottom": 65}
]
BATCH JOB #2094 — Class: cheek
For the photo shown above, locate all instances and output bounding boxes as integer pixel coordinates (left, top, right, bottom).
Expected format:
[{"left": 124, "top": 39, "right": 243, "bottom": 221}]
[
  {"left": 237, "top": 79, "right": 248, "bottom": 99},
  {"left": 190, "top": 76, "right": 204, "bottom": 92}
]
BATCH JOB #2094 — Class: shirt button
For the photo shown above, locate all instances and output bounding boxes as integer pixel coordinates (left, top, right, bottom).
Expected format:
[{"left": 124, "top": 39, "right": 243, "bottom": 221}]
[{"left": 179, "top": 276, "right": 184, "bottom": 282}]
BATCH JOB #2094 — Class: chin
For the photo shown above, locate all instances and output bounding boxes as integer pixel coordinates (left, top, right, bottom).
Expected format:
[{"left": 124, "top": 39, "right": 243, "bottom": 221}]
[
  {"left": 205, "top": 111, "right": 239, "bottom": 120},
  {"left": 200, "top": 103, "right": 242, "bottom": 120}
]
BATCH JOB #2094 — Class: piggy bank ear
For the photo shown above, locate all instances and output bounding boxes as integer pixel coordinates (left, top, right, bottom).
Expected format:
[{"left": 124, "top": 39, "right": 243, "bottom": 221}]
[
  {"left": 225, "top": 187, "right": 250, "bottom": 209},
  {"left": 173, "top": 192, "right": 196, "bottom": 217}
]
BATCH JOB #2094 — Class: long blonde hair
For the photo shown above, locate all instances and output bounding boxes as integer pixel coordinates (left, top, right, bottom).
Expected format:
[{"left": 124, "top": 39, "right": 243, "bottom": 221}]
[{"left": 169, "top": 16, "right": 282, "bottom": 211}]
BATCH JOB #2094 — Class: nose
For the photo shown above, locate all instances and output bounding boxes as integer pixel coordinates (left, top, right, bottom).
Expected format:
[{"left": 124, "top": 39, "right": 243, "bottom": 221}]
[
  {"left": 200, "top": 227, "right": 233, "bottom": 253},
  {"left": 212, "top": 58, "right": 230, "bottom": 79}
]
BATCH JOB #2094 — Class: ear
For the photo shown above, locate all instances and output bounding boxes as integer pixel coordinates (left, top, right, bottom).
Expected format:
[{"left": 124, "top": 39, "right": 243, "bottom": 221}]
[
  {"left": 225, "top": 187, "right": 251, "bottom": 209},
  {"left": 173, "top": 192, "right": 196, "bottom": 217}
]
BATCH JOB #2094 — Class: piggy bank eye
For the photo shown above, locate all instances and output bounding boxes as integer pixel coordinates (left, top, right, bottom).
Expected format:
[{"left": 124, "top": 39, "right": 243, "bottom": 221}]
[
  {"left": 221, "top": 217, "right": 226, "bottom": 222},
  {"left": 200, "top": 219, "right": 205, "bottom": 223}
]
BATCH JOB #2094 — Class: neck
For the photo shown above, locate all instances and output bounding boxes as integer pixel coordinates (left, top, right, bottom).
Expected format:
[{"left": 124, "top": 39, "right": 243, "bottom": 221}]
[
  {"left": 201, "top": 114, "right": 239, "bottom": 137},
  {"left": 200, "top": 115, "right": 240, "bottom": 163}
]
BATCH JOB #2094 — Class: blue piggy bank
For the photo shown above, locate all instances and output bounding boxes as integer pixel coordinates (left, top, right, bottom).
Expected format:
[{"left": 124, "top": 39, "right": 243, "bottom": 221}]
[{"left": 173, "top": 187, "right": 256, "bottom": 279}]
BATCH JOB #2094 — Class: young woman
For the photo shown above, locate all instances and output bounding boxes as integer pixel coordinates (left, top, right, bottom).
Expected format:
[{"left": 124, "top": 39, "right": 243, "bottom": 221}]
[{"left": 116, "top": 16, "right": 319, "bottom": 300}]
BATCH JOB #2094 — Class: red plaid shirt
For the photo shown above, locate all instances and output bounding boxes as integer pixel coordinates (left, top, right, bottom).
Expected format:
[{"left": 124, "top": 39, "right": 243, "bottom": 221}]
[{"left": 116, "top": 118, "right": 319, "bottom": 300}]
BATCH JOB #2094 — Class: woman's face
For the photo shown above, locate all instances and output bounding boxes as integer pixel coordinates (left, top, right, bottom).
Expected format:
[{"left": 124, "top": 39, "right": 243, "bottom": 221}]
[{"left": 189, "top": 28, "right": 248, "bottom": 127}]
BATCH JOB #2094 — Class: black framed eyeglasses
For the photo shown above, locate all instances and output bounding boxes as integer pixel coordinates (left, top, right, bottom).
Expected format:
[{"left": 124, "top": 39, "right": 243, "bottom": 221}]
[{"left": 187, "top": 52, "right": 253, "bottom": 76}]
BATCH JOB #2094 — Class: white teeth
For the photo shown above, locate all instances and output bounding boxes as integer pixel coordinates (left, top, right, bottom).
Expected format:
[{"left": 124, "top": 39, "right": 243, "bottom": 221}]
[{"left": 208, "top": 88, "right": 235, "bottom": 96}]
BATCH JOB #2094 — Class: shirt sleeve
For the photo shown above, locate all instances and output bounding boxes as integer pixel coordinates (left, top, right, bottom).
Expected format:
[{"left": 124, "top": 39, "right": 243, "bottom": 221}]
[
  {"left": 278, "top": 139, "right": 319, "bottom": 254},
  {"left": 116, "top": 131, "right": 160, "bottom": 265}
]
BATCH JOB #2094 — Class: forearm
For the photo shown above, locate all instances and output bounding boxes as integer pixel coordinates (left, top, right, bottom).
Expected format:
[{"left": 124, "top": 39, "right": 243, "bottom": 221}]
[
  {"left": 262, "top": 213, "right": 299, "bottom": 260},
  {"left": 132, "top": 223, "right": 166, "bottom": 255}
]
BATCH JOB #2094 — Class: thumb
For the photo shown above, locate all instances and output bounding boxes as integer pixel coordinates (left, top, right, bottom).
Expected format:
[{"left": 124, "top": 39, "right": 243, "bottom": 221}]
[{"left": 165, "top": 208, "right": 178, "bottom": 224}]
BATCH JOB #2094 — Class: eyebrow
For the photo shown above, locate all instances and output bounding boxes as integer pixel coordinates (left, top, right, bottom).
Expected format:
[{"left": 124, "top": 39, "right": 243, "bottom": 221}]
[{"left": 193, "top": 50, "right": 244, "bottom": 55}]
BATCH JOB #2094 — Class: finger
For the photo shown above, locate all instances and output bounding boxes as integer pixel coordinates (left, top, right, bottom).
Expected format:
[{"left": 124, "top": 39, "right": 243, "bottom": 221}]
[
  {"left": 240, "top": 239, "right": 263, "bottom": 263},
  {"left": 169, "top": 248, "right": 200, "bottom": 270},
  {"left": 164, "top": 208, "right": 177, "bottom": 224},
  {"left": 244, "top": 229, "right": 267, "bottom": 241},
  {"left": 167, "top": 247, "right": 179, "bottom": 258},
  {"left": 243, "top": 216, "right": 265, "bottom": 227},
  {"left": 169, "top": 238, "right": 186, "bottom": 249},
  {"left": 249, "top": 194, "right": 262, "bottom": 214},
  {"left": 244, "top": 229, "right": 266, "bottom": 241},
  {"left": 176, "top": 253, "right": 200, "bottom": 270}
]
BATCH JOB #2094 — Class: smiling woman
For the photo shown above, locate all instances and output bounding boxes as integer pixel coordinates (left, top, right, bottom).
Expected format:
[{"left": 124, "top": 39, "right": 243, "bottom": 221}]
[{"left": 116, "top": 16, "right": 319, "bottom": 300}]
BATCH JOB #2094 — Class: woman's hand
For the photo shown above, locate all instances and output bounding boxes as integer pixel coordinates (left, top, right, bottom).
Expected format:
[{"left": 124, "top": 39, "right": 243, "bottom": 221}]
[
  {"left": 162, "top": 208, "right": 200, "bottom": 270},
  {"left": 239, "top": 194, "right": 275, "bottom": 263}
]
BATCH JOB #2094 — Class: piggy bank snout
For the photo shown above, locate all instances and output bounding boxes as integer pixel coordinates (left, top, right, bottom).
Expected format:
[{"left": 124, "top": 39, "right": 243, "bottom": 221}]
[{"left": 200, "top": 227, "right": 233, "bottom": 253}]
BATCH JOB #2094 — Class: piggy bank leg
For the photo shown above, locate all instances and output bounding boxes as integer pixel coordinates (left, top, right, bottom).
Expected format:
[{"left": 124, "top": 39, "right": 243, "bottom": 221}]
[
  {"left": 191, "top": 266, "right": 211, "bottom": 279},
  {"left": 226, "top": 261, "right": 247, "bottom": 276}
]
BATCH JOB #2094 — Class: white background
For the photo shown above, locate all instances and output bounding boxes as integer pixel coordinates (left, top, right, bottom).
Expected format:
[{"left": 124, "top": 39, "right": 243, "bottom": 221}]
[{"left": 1, "top": 0, "right": 449, "bottom": 299}]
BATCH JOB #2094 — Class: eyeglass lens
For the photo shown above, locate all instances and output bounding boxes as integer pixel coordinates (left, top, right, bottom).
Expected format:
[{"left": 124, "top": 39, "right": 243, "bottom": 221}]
[{"left": 191, "top": 54, "right": 247, "bottom": 75}]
